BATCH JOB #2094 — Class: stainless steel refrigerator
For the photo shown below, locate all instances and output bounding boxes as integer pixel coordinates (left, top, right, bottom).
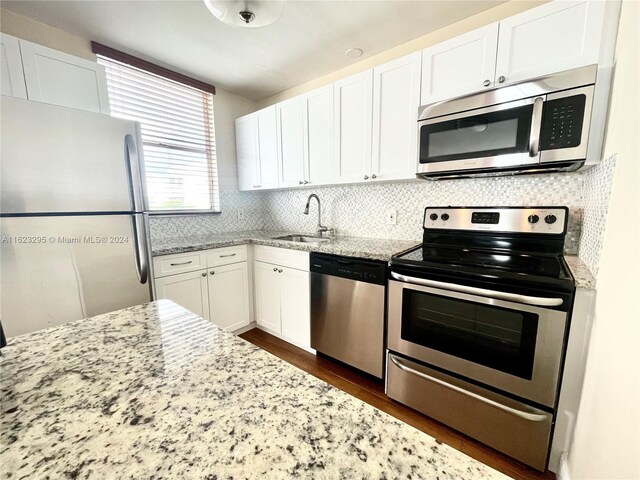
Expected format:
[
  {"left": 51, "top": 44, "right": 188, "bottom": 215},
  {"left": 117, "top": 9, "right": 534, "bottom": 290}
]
[{"left": 1, "top": 96, "right": 152, "bottom": 337}]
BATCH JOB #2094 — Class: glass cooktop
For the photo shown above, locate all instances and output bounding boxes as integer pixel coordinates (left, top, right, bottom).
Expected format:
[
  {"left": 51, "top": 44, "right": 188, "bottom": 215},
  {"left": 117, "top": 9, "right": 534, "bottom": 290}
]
[{"left": 393, "top": 245, "right": 571, "bottom": 280}]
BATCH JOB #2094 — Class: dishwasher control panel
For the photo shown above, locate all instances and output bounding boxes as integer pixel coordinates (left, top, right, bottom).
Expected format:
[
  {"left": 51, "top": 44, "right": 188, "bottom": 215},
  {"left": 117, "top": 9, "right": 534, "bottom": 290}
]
[{"left": 310, "top": 253, "right": 387, "bottom": 285}]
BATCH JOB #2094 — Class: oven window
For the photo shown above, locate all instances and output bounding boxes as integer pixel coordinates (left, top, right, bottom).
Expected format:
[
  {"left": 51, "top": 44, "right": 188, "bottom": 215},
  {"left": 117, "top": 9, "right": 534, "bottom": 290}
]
[
  {"left": 419, "top": 103, "right": 533, "bottom": 163},
  {"left": 401, "top": 290, "right": 538, "bottom": 379}
]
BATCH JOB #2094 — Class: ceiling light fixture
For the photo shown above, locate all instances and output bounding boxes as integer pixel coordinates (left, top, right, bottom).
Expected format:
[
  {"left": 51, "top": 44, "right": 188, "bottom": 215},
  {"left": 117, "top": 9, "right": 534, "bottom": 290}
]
[
  {"left": 345, "top": 48, "right": 363, "bottom": 59},
  {"left": 203, "top": 0, "right": 286, "bottom": 28}
]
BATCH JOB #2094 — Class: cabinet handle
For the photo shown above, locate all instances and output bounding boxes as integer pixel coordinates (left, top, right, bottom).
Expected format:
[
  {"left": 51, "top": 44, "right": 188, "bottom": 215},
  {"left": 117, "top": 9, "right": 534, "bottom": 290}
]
[
  {"left": 278, "top": 269, "right": 283, "bottom": 273},
  {"left": 371, "top": 174, "right": 377, "bottom": 179},
  {"left": 201, "top": 272, "right": 207, "bottom": 277},
  {"left": 219, "top": 254, "right": 236, "bottom": 258},
  {"left": 273, "top": 267, "right": 278, "bottom": 272},
  {"left": 364, "top": 175, "right": 369, "bottom": 180},
  {"left": 210, "top": 270, "right": 215, "bottom": 275},
  {"left": 170, "top": 260, "right": 193, "bottom": 266},
  {"left": 299, "top": 180, "right": 304, "bottom": 185},
  {"left": 483, "top": 79, "right": 491, "bottom": 87},
  {"left": 498, "top": 76, "right": 506, "bottom": 83},
  {"left": 303, "top": 180, "right": 309, "bottom": 184}
]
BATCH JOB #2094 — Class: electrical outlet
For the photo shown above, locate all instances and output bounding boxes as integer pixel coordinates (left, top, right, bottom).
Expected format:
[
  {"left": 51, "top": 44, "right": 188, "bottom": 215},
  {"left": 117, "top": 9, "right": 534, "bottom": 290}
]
[
  {"left": 386, "top": 208, "right": 397, "bottom": 225},
  {"left": 237, "top": 210, "right": 245, "bottom": 220}
]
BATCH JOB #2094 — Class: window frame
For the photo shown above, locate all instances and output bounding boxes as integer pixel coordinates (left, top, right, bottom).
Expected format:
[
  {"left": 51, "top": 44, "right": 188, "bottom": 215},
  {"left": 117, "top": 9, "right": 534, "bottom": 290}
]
[{"left": 94, "top": 42, "right": 220, "bottom": 215}]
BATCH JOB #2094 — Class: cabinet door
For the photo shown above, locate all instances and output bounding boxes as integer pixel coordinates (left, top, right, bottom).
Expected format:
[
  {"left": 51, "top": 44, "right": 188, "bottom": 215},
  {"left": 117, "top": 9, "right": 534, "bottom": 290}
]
[
  {"left": 276, "top": 97, "right": 306, "bottom": 187},
  {"left": 254, "top": 261, "right": 281, "bottom": 333},
  {"left": 421, "top": 23, "right": 499, "bottom": 105},
  {"left": 155, "top": 270, "right": 210, "bottom": 320},
  {"left": 372, "top": 52, "right": 421, "bottom": 181},
  {"left": 19, "top": 39, "right": 110, "bottom": 113},
  {"left": 207, "top": 262, "right": 250, "bottom": 332},
  {"left": 334, "top": 70, "right": 373, "bottom": 184},
  {"left": 236, "top": 114, "right": 260, "bottom": 191},
  {"left": 279, "top": 267, "right": 311, "bottom": 350},
  {"left": 0, "top": 34, "right": 27, "bottom": 98},
  {"left": 303, "top": 84, "right": 335, "bottom": 185},
  {"left": 255, "top": 105, "right": 279, "bottom": 189},
  {"left": 495, "top": 1, "right": 607, "bottom": 86}
]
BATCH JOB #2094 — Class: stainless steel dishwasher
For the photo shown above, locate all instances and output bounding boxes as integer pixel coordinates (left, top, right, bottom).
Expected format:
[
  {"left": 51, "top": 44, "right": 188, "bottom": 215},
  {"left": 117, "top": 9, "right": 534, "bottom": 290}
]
[{"left": 310, "top": 253, "right": 387, "bottom": 378}]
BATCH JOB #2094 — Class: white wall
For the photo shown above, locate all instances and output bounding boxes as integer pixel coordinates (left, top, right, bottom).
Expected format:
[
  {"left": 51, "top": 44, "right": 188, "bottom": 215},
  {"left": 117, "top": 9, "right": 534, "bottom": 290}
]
[
  {"left": 0, "top": 7, "right": 257, "bottom": 193},
  {"left": 212, "top": 89, "right": 257, "bottom": 191},
  {"left": 564, "top": 1, "right": 640, "bottom": 478}
]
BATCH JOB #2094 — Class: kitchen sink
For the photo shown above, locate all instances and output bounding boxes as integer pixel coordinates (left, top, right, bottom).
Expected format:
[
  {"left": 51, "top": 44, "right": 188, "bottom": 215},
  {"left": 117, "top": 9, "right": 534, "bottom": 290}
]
[{"left": 273, "top": 234, "right": 331, "bottom": 244}]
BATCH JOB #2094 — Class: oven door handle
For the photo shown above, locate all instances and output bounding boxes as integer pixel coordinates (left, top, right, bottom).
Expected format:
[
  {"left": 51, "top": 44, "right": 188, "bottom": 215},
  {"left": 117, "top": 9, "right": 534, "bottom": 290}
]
[
  {"left": 390, "top": 272, "right": 563, "bottom": 307},
  {"left": 389, "top": 354, "right": 548, "bottom": 423}
]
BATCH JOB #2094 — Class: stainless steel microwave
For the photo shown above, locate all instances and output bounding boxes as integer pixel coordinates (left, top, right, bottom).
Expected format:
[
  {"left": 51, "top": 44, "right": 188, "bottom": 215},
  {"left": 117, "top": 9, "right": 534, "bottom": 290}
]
[{"left": 417, "top": 65, "right": 599, "bottom": 179}]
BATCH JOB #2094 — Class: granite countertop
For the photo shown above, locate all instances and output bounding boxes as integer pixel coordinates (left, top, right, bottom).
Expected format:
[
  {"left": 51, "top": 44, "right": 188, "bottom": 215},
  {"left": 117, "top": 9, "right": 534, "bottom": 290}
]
[
  {"left": 151, "top": 229, "right": 421, "bottom": 262},
  {"left": 0, "top": 300, "right": 508, "bottom": 480},
  {"left": 564, "top": 255, "right": 596, "bottom": 290}
]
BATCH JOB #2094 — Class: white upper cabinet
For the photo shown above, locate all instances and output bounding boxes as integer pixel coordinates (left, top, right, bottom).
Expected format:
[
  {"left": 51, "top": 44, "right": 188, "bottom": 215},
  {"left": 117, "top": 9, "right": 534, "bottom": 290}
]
[
  {"left": 495, "top": 0, "right": 608, "bottom": 87},
  {"left": 236, "top": 113, "right": 259, "bottom": 191},
  {"left": 334, "top": 70, "right": 373, "bottom": 184},
  {"left": 0, "top": 34, "right": 27, "bottom": 98},
  {"left": 19, "top": 39, "right": 110, "bottom": 113},
  {"left": 276, "top": 97, "right": 306, "bottom": 187},
  {"left": 255, "top": 105, "right": 279, "bottom": 189},
  {"left": 237, "top": 106, "right": 279, "bottom": 191},
  {"left": 421, "top": 23, "right": 499, "bottom": 105},
  {"left": 372, "top": 52, "right": 422, "bottom": 181},
  {"left": 303, "top": 84, "right": 335, "bottom": 186}
]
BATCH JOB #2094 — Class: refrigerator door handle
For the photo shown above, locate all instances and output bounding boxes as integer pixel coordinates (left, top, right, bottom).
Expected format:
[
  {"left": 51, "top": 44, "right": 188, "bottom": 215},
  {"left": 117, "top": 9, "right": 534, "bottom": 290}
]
[
  {"left": 132, "top": 214, "right": 149, "bottom": 284},
  {"left": 125, "top": 133, "right": 145, "bottom": 212}
]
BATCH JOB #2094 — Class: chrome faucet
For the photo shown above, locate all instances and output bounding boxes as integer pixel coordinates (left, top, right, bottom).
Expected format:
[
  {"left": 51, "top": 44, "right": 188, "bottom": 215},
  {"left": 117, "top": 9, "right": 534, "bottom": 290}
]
[{"left": 303, "top": 194, "right": 333, "bottom": 237}]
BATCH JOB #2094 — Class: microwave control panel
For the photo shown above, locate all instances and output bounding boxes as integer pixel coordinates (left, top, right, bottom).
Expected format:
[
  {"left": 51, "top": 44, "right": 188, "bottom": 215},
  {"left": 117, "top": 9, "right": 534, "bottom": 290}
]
[{"left": 539, "top": 94, "right": 586, "bottom": 151}]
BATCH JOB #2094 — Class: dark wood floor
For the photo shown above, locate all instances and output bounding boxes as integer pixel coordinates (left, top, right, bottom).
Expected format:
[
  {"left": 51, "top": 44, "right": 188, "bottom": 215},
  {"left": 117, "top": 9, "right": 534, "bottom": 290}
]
[{"left": 239, "top": 328, "right": 556, "bottom": 480}]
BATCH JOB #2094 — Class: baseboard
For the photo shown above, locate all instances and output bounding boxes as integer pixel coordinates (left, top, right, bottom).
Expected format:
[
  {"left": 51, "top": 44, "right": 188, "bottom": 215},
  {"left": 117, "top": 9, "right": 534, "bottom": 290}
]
[
  {"left": 231, "top": 322, "right": 257, "bottom": 336},
  {"left": 556, "top": 452, "right": 571, "bottom": 480},
  {"left": 255, "top": 325, "right": 316, "bottom": 355}
]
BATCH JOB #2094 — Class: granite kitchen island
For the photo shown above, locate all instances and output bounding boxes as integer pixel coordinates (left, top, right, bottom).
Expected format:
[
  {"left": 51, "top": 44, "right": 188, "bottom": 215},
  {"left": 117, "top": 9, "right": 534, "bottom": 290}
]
[{"left": 0, "top": 300, "right": 509, "bottom": 479}]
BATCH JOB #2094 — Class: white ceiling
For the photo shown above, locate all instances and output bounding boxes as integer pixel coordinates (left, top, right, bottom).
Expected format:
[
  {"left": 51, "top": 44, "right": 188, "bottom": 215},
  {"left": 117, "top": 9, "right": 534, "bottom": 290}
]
[{"left": 2, "top": 0, "right": 507, "bottom": 100}]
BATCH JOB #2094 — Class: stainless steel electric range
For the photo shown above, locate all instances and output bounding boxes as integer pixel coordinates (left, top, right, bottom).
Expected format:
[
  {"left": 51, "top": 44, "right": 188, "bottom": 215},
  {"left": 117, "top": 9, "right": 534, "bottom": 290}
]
[{"left": 386, "top": 206, "right": 575, "bottom": 472}]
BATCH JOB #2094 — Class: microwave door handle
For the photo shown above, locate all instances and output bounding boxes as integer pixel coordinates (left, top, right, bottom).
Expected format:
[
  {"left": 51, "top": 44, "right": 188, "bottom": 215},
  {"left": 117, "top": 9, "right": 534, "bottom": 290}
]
[
  {"left": 528, "top": 96, "right": 544, "bottom": 157},
  {"left": 390, "top": 272, "right": 563, "bottom": 307},
  {"left": 388, "top": 355, "right": 548, "bottom": 423}
]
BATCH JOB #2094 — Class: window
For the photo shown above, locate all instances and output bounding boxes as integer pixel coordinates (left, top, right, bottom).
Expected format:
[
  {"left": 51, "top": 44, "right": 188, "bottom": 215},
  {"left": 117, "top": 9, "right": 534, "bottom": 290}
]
[{"left": 95, "top": 46, "right": 219, "bottom": 213}]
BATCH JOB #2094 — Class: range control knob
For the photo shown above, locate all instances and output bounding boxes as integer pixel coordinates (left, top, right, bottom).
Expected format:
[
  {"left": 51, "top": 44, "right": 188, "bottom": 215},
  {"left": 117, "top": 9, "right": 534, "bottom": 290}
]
[
  {"left": 441, "top": 213, "right": 450, "bottom": 221},
  {"left": 528, "top": 214, "right": 539, "bottom": 224},
  {"left": 429, "top": 213, "right": 439, "bottom": 221},
  {"left": 545, "top": 214, "right": 557, "bottom": 224}
]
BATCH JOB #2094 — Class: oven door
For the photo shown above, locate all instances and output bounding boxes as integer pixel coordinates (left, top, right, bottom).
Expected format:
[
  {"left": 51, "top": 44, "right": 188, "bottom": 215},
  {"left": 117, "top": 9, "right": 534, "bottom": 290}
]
[
  {"left": 417, "top": 96, "right": 543, "bottom": 175},
  {"left": 387, "top": 278, "right": 567, "bottom": 407}
]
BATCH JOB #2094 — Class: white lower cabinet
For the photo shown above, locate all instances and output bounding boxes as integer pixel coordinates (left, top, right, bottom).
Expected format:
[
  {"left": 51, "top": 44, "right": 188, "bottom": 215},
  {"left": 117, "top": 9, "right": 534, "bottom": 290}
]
[
  {"left": 155, "top": 269, "right": 210, "bottom": 320},
  {"left": 153, "top": 246, "right": 251, "bottom": 332},
  {"left": 279, "top": 267, "right": 311, "bottom": 349},
  {"left": 254, "top": 261, "right": 283, "bottom": 333},
  {"left": 253, "top": 246, "right": 312, "bottom": 351},
  {"left": 207, "top": 262, "right": 251, "bottom": 332}
]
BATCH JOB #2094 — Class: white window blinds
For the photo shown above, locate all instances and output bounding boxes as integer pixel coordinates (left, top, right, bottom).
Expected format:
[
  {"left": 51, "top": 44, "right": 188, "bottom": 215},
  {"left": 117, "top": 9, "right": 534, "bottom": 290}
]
[{"left": 97, "top": 55, "right": 220, "bottom": 213}]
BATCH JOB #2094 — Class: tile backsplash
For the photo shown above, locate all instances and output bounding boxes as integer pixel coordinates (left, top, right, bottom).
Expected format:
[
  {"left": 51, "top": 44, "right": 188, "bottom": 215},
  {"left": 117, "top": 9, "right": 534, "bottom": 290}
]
[
  {"left": 149, "top": 163, "right": 618, "bottom": 277},
  {"left": 577, "top": 155, "right": 617, "bottom": 276},
  {"left": 260, "top": 174, "right": 585, "bottom": 253}
]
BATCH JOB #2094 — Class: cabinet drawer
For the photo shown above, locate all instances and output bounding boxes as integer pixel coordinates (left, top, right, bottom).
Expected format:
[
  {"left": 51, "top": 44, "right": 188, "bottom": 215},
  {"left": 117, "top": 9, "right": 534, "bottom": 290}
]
[
  {"left": 207, "top": 245, "right": 247, "bottom": 267},
  {"left": 153, "top": 251, "right": 207, "bottom": 278},
  {"left": 386, "top": 353, "right": 553, "bottom": 471},
  {"left": 254, "top": 245, "right": 309, "bottom": 271}
]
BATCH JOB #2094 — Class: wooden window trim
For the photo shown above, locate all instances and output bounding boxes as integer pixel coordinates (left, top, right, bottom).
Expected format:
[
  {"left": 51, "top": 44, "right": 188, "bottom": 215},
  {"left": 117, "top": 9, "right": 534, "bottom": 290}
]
[{"left": 91, "top": 41, "right": 215, "bottom": 95}]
